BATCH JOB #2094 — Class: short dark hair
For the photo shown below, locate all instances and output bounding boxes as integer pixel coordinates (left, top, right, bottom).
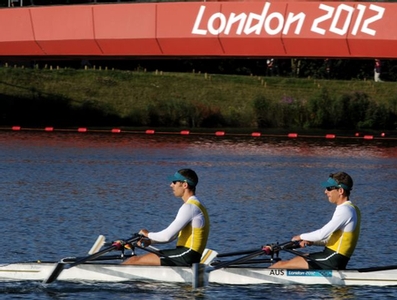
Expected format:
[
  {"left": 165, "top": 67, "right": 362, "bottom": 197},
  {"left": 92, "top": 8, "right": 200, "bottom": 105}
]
[
  {"left": 330, "top": 172, "right": 353, "bottom": 197},
  {"left": 178, "top": 169, "right": 198, "bottom": 192}
]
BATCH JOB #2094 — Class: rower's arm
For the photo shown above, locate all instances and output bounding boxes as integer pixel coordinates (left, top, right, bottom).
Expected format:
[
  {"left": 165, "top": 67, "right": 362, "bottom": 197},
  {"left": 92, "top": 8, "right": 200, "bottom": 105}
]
[{"left": 312, "top": 239, "right": 327, "bottom": 246}]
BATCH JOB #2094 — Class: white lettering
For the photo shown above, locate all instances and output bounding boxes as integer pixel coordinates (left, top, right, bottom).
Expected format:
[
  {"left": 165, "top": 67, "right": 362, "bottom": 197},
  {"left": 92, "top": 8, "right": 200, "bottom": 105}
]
[
  {"left": 311, "top": 4, "right": 334, "bottom": 35},
  {"left": 351, "top": 4, "right": 366, "bottom": 36},
  {"left": 208, "top": 12, "right": 227, "bottom": 35},
  {"left": 264, "top": 12, "right": 284, "bottom": 35},
  {"left": 283, "top": 12, "right": 305, "bottom": 35},
  {"left": 329, "top": 4, "right": 354, "bottom": 35},
  {"left": 192, "top": 5, "right": 207, "bottom": 35},
  {"left": 244, "top": 3, "right": 270, "bottom": 35},
  {"left": 225, "top": 13, "right": 247, "bottom": 35},
  {"left": 361, "top": 4, "right": 384, "bottom": 36},
  {"left": 191, "top": 3, "right": 384, "bottom": 37}
]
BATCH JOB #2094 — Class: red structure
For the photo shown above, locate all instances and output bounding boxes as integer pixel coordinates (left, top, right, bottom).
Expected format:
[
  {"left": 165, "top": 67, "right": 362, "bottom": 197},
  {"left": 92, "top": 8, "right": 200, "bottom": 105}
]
[{"left": 0, "top": 1, "right": 396, "bottom": 58}]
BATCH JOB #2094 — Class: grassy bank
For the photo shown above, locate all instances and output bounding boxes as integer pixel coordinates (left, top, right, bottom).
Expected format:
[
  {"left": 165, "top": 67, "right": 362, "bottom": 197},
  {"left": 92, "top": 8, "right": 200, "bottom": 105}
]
[{"left": 1, "top": 66, "right": 396, "bottom": 132}]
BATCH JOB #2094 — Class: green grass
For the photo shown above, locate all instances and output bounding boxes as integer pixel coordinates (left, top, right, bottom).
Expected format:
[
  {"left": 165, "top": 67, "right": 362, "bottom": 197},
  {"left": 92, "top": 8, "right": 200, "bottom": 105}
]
[{"left": 1, "top": 66, "right": 396, "bottom": 130}]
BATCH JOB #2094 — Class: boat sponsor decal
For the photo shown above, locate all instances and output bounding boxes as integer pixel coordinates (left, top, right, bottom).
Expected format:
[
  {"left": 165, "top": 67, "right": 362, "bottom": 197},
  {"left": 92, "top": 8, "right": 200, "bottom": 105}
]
[
  {"left": 192, "top": 3, "right": 385, "bottom": 37},
  {"left": 287, "top": 270, "right": 332, "bottom": 277}
]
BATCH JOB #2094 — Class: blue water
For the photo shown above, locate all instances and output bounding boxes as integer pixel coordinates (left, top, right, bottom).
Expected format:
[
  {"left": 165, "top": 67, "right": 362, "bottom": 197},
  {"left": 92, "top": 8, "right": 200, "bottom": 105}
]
[{"left": 0, "top": 131, "right": 396, "bottom": 299}]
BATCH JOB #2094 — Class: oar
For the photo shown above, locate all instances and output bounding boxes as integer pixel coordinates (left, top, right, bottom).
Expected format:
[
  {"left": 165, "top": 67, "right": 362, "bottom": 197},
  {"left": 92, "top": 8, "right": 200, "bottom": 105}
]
[
  {"left": 208, "top": 247, "right": 271, "bottom": 271},
  {"left": 61, "top": 254, "right": 134, "bottom": 263},
  {"left": 103, "top": 238, "right": 169, "bottom": 261},
  {"left": 216, "top": 248, "right": 261, "bottom": 258},
  {"left": 193, "top": 240, "right": 299, "bottom": 288},
  {"left": 88, "top": 235, "right": 106, "bottom": 255},
  {"left": 216, "top": 241, "right": 301, "bottom": 259},
  {"left": 208, "top": 240, "right": 299, "bottom": 271},
  {"left": 43, "top": 233, "right": 142, "bottom": 284},
  {"left": 211, "top": 257, "right": 281, "bottom": 266}
]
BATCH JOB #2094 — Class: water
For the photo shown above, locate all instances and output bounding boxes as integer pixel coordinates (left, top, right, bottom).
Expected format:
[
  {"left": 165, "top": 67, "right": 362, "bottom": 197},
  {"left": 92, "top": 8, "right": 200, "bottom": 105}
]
[{"left": 0, "top": 131, "right": 396, "bottom": 299}]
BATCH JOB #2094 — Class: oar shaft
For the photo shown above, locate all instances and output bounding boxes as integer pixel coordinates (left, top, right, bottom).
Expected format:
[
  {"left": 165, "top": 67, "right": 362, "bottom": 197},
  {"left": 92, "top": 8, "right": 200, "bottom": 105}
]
[
  {"left": 70, "top": 243, "right": 119, "bottom": 267},
  {"left": 212, "top": 258, "right": 280, "bottom": 266},
  {"left": 44, "top": 234, "right": 142, "bottom": 284},
  {"left": 209, "top": 241, "right": 300, "bottom": 271},
  {"left": 211, "top": 248, "right": 267, "bottom": 270},
  {"left": 62, "top": 254, "right": 133, "bottom": 263},
  {"left": 217, "top": 248, "right": 260, "bottom": 258},
  {"left": 217, "top": 241, "right": 299, "bottom": 258}
]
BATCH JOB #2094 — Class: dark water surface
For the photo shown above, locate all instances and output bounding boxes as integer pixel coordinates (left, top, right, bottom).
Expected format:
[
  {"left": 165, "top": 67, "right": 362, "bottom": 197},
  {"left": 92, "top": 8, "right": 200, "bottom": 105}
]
[{"left": 0, "top": 131, "right": 396, "bottom": 299}]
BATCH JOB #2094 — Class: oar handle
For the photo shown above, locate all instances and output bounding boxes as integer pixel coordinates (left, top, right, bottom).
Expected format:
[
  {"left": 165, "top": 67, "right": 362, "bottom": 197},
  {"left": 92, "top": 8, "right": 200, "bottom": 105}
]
[{"left": 271, "top": 240, "right": 300, "bottom": 252}]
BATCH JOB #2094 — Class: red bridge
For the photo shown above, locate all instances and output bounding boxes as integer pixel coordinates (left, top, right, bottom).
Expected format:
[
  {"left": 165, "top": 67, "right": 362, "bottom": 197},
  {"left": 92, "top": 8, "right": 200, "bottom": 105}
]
[{"left": 0, "top": 1, "right": 396, "bottom": 59}]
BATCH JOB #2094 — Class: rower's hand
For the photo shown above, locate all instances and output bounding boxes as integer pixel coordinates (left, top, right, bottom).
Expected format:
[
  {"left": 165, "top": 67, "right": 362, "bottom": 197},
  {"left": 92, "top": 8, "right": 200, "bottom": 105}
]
[
  {"left": 137, "top": 229, "right": 151, "bottom": 247},
  {"left": 262, "top": 245, "right": 273, "bottom": 255},
  {"left": 139, "top": 229, "right": 149, "bottom": 237},
  {"left": 291, "top": 235, "right": 310, "bottom": 248},
  {"left": 297, "top": 240, "right": 313, "bottom": 248},
  {"left": 137, "top": 237, "right": 151, "bottom": 248}
]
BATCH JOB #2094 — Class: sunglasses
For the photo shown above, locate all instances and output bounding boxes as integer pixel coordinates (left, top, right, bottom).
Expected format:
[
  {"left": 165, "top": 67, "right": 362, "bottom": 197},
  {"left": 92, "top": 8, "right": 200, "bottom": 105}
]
[
  {"left": 326, "top": 186, "right": 340, "bottom": 191},
  {"left": 172, "top": 180, "right": 184, "bottom": 184}
]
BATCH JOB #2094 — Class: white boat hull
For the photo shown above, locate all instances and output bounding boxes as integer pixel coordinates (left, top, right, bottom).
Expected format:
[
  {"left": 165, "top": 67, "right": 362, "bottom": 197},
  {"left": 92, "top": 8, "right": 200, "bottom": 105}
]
[
  {"left": 210, "top": 267, "right": 397, "bottom": 286},
  {"left": 1, "top": 262, "right": 397, "bottom": 286}
]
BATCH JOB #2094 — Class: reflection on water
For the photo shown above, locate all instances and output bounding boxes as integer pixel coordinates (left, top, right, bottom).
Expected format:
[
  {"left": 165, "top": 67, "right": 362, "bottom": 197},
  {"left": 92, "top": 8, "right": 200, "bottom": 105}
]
[
  {"left": 0, "top": 131, "right": 396, "bottom": 299},
  {"left": 1, "top": 131, "right": 397, "bottom": 158}
]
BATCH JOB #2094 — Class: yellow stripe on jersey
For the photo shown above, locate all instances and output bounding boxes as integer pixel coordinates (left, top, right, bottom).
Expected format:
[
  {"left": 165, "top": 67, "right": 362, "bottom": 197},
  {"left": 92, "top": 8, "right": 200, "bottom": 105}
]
[
  {"left": 176, "top": 198, "right": 210, "bottom": 255},
  {"left": 326, "top": 202, "right": 361, "bottom": 257}
]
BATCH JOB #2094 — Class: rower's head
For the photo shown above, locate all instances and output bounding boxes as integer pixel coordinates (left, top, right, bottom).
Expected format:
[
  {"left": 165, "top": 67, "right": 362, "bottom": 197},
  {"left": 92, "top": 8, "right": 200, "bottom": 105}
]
[
  {"left": 322, "top": 172, "right": 353, "bottom": 198},
  {"left": 169, "top": 169, "right": 198, "bottom": 193}
]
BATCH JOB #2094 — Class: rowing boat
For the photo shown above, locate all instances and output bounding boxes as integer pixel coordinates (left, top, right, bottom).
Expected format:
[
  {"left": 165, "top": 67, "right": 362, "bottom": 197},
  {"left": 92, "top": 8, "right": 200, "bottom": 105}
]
[
  {"left": 1, "top": 259, "right": 397, "bottom": 286},
  {"left": 2, "top": 237, "right": 396, "bottom": 286}
]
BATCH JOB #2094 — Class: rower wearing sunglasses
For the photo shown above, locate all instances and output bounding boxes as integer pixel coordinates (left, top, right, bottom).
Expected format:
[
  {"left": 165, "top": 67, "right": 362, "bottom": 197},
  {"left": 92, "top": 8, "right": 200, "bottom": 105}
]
[
  {"left": 121, "top": 168, "right": 210, "bottom": 266},
  {"left": 269, "top": 172, "right": 361, "bottom": 270}
]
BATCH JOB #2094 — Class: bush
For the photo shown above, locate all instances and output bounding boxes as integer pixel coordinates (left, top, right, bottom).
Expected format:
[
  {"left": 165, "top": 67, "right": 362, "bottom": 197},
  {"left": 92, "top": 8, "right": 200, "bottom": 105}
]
[
  {"left": 306, "top": 88, "right": 334, "bottom": 129},
  {"left": 253, "top": 95, "right": 274, "bottom": 128}
]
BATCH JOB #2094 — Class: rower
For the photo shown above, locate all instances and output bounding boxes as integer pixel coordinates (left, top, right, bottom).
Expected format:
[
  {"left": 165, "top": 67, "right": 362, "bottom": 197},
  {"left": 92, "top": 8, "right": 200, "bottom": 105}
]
[
  {"left": 269, "top": 172, "right": 361, "bottom": 270},
  {"left": 115, "top": 169, "right": 210, "bottom": 267}
]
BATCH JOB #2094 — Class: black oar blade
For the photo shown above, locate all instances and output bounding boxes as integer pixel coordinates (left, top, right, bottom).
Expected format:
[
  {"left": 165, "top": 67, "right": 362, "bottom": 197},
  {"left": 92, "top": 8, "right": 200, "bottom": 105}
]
[{"left": 43, "top": 262, "right": 65, "bottom": 284}]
